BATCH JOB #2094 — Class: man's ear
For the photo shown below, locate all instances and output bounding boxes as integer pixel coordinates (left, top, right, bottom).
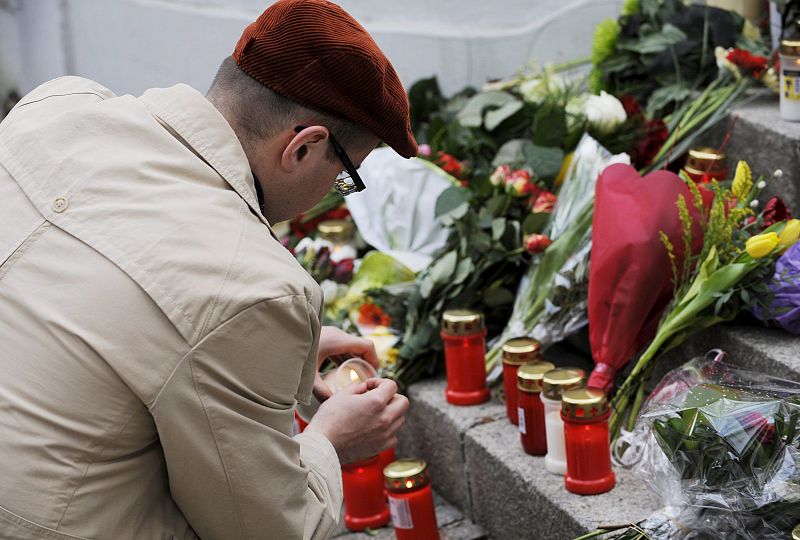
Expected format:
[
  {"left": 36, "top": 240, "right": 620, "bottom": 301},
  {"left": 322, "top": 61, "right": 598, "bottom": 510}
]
[{"left": 281, "top": 125, "right": 329, "bottom": 171}]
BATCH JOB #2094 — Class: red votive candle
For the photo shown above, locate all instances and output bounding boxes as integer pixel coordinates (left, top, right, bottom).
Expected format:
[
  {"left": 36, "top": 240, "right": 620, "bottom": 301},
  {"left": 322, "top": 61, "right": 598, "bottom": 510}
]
[
  {"left": 517, "top": 361, "right": 555, "bottom": 456},
  {"left": 502, "top": 338, "right": 542, "bottom": 425},
  {"left": 682, "top": 147, "right": 728, "bottom": 183},
  {"left": 562, "top": 387, "right": 616, "bottom": 495},
  {"left": 294, "top": 411, "right": 308, "bottom": 434},
  {"left": 441, "top": 309, "right": 490, "bottom": 406},
  {"left": 342, "top": 455, "right": 390, "bottom": 531},
  {"left": 378, "top": 447, "right": 397, "bottom": 471},
  {"left": 384, "top": 459, "right": 440, "bottom": 540}
]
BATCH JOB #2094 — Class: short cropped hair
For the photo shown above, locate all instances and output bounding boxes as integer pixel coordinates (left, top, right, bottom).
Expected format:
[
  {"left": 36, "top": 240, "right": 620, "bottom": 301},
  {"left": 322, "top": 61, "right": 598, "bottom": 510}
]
[{"left": 207, "top": 57, "right": 370, "bottom": 160}]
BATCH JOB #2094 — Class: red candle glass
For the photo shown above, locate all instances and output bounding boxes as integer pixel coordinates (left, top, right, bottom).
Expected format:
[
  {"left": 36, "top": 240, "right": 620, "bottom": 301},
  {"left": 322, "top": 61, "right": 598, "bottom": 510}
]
[
  {"left": 294, "top": 411, "right": 308, "bottom": 434},
  {"left": 378, "top": 447, "right": 397, "bottom": 472},
  {"left": 342, "top": 455, "right": 390, "bottom": 531},
  {"left": 561, "top": 387, "right": 616, "bottom": 495},
  {"left": 501, "top": 338, "right": 542, "bottom": 425},
  {"left": 682, "top": 147, "right": 728, "bottom": 183},
  {"left": 384, "top": 459, "right": 440, "bottom": 540},
  {"left": 517, "top": 361, "right": 555, "bottom": 456},
  {"left": 441, "top": 310, "right": 490, "bottom": 406}
]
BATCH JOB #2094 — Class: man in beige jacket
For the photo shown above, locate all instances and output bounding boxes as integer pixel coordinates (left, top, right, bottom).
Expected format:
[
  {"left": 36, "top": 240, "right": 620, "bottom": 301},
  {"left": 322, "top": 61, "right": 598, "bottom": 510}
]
[{"left": 0, "top": 1, "right": 417, "bottom": 538}]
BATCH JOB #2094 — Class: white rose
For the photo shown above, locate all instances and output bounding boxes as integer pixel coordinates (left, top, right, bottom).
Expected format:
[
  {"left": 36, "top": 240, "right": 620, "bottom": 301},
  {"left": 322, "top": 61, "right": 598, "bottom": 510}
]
[{"left": 585, "top": 91, "right": 627, "bottom": 133}]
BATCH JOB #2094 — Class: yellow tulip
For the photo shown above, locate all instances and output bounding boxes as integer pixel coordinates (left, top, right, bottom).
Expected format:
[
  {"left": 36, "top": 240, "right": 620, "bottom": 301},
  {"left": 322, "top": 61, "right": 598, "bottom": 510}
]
[
  {"left": 778, "top": 219, "right": 800, "bottom": 248},
  {"left": 732, "top": 160, "right": 752, "bottom": 200},
  {"left": 745, "top": 232, "right": 779, "bottom": 258}
]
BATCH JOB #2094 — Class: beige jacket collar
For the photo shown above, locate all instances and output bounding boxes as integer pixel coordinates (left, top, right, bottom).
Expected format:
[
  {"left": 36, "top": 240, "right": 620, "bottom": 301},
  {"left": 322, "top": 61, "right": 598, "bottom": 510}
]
[{"left": 139, "top": 84, "right": 276, "bottom": 237}]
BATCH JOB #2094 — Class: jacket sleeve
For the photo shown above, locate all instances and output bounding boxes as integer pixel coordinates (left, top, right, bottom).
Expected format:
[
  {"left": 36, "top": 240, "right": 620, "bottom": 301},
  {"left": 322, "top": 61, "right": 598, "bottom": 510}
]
[{"left": 150, "top": 295, "right": 342, "bottom": 540}]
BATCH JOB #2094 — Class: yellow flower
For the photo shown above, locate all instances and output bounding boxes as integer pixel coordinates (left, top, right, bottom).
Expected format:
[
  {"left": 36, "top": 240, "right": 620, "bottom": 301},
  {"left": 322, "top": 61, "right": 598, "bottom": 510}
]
[
  {"left": 732, "top": 160, "right": 752, "bottom": 200},
  {"left": 778, "top": 219, "right": 800, "bottom": 248},
  {"left": 745, "top": 232, "right": 779, "bottom": 258},
  {"left": 555, "top": 152, "right": 574, "bottom": 186}
]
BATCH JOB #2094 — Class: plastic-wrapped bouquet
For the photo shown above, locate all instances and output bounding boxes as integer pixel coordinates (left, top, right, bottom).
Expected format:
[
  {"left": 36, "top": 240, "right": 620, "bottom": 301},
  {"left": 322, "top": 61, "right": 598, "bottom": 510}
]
[{"left": 580, "top": 352, "right": 800, "bottom": 540}]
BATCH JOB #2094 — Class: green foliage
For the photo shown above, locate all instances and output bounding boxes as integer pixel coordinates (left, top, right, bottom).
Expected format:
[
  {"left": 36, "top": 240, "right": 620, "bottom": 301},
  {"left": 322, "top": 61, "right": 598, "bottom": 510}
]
[{"left": 593, "top": 0, "right": 749, "bottom": 116}]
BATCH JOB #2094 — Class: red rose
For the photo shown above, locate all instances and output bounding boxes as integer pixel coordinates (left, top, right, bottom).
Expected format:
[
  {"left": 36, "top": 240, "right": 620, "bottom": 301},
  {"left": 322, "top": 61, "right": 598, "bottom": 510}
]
[
  {"left": 524, "top": 233, "right": 552, "bottom": 254},
  {"left": 532, "top": 190, "right": 557, "bottom": 213},
  {"left": 726, "top": 49, "right": 768, "bottom": 79},
  {"left": 762, "top": 196, "right": 792, "bottom": 228},
  {"left": 620, "top": 95, "right": 643, "bottom": 119},
  {"left": 633, "top": 119, "right": 669, "bottom": 169},
  {"left": 736, "top": 411, "right": 775, "bottom": 445},
  {"left": 435, "top": 151, "right": 465, "bottom": 178}
]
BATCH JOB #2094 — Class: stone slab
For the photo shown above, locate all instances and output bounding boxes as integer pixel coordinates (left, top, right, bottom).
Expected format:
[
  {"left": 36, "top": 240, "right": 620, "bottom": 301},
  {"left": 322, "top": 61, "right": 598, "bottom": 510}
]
[
  {"left": 464, "top": 420, "right": 658, "bottom": 540},
  {"left": 397, "top": 378, "right": 507, "bottom": 516},
  {"left": 332, "top": 492, "right": 486, "bottom": 540},
  {"left": 710, "top": 93, "right": 800, "bottom": 210}
]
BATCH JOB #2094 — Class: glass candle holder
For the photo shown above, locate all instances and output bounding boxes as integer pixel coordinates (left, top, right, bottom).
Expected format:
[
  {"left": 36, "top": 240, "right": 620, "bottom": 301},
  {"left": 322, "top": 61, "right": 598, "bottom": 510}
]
[
  {"left": 384, "top": 459, "right": 440, "bottom": 540},
  {"left": 516, "top": 361, "right": 555, "bottom": 456},
  {"left": 318, "top": 219, "right": 357, "bottom": 260},
  {"left": 780, "top": 40, "right": 800, "bottom": 122},
  {"left": 540, "top": 368, "right": 585, "bottom": 476},
  {"left": 342, "top": 455, "right": 390, "bottom": 531},
  {"left": 682, "top": 147, "right": 728, "bottom": 183},
  {"left": 562, "top": 387, "right": 616, "bottom": 495},
  {"left": 501, "top": 338, "right": 542, "bottom": 425},
  {"left": 441, "top": 309, "right": 490, "bottom": 406}
]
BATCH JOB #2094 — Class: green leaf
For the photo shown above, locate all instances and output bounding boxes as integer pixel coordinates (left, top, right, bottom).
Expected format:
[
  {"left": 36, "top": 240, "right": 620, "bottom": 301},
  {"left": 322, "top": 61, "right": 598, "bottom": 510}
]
[
  {"left": 483, "top": 287, "right": 515, "bottom": 307},
  {"left": 492, "top": 218, "right": 507, "bottom": 241},
  {"left": 486, "top": 195, "right": 510, "bottom": 218},
  {"left": 429, "top": 251, "right": 458, "bottom": 285},
  {"left": 523, "top": 212, "right": 550, "bottom": 234},
  {"left": 453, "top": 258, "right": 474, "bottom": 285},
  {"left": 646, "top": 83, "right": 692, "bottom": 116},
  {"left": 485, "top": 101, "right": 524, "bottom": 131},
  {"left": 435, "top": 186, "right": 471, "bottom": 219},
  {"left": 456, "top": 91, "right": 517, "bottom": 128},
  {"left": 532, "top": 103, "right": 567, "bottom": 147},
  {"left": 617, "top": 24, "right": 687, "bottom": 55},
  {"left": 492, "top": 139, "right": 530, "bottom": 169},
  {"left": 523, "top": 144, "right": 565, "bottom": 181}
]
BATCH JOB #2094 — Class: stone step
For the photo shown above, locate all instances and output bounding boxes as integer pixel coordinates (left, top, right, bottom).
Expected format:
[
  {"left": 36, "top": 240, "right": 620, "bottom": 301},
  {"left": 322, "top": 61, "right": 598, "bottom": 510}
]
[
  {"left": 397, "top": 379, "right": 659, "bottom": 540},
  {"left": 712, "top": 93, "right": 800, "bottom": 210},
  {"left": 332, "top": 492, "right": 486, "bottom": 540},
  {"left": 396, "top": 323, "right": 798, "bottom": 540}
]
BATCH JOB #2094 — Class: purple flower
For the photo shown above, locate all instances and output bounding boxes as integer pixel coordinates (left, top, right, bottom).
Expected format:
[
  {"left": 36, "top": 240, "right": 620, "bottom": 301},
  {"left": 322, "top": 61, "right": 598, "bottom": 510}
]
[{"left": 754, "top": 241, "right": 800, "bottom": 334}]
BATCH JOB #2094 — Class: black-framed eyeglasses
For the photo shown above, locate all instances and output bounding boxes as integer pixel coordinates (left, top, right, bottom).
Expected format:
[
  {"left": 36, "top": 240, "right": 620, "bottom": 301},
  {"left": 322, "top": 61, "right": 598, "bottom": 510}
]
[{"left": 295, "top": 126, "right": 365, "bottom": 196}]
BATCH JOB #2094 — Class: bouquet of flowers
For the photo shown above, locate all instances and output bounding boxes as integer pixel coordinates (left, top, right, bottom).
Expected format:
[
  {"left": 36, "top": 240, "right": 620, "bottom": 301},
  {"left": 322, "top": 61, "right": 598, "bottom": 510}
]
[
  {"left": 609, "top": 162, "right": 800, "bottom": 441},
  {"left": 485, "top": 135, "right": 630, "bottom": 371},
  {"left": 579, "top": 353, "right": 800, "bottom": 540}
]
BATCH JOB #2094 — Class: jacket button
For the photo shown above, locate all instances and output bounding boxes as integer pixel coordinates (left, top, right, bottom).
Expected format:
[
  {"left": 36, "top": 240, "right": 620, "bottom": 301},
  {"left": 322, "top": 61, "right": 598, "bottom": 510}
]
[{"left": 51, "top": 197, "right": 68, "bottom": 213}]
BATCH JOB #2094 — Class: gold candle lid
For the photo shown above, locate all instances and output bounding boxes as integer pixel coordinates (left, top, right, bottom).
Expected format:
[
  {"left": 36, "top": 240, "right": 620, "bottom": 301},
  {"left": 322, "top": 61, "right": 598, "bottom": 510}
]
[
  {"left": 562, "top": 387, "right": 609, "bottom": 421},
  {"left": 441, "top": 309, "right": 484, "bottom": 336},
  {"left": 684, "top": 147, "right": 727, "bottom": 176},
  {"left": 517, "top": 361, "right": 556, "bottom": 393},
  {"left": 781, "top": 39, "right": 800, "bottom": 57},
  {"left": 542, "top": 368, "right": 586, "bottom": 400},
  {"left": 384, "top": 458, "right": 430, "bottom": 493},
  {"left": 502, "top": 338, "right": 542, "bottom": 366},
  {"left": 318, "top": 219, "right": 354, "bottom": 242},
  {"left": 793, "top": 523, "right": 800, "bottom": 540}
]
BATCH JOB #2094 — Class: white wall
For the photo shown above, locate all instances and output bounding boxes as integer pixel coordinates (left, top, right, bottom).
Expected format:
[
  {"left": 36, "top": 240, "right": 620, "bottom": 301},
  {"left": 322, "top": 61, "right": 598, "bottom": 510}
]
[{"left": 0, "top": 0, "right": 623, "bottom": 99}]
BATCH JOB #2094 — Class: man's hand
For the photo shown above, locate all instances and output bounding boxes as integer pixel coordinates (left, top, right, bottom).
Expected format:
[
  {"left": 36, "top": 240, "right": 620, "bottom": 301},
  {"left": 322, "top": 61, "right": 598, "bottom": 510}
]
[
  {"left": 305, "top": 378, "right": 408, "bottom": 465},
  {"left": 314, "top": 326, "right": 378, "bottom": 402}
]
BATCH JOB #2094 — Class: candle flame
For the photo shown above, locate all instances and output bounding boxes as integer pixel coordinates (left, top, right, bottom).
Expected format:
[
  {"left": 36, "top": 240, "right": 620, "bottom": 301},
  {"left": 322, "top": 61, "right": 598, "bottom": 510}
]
[
  {"left": 405, "top": 480, "right": 413, "bottom": 489},
  {"left": 349, "top": 369, "right": 360, "bottom": 383}
]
